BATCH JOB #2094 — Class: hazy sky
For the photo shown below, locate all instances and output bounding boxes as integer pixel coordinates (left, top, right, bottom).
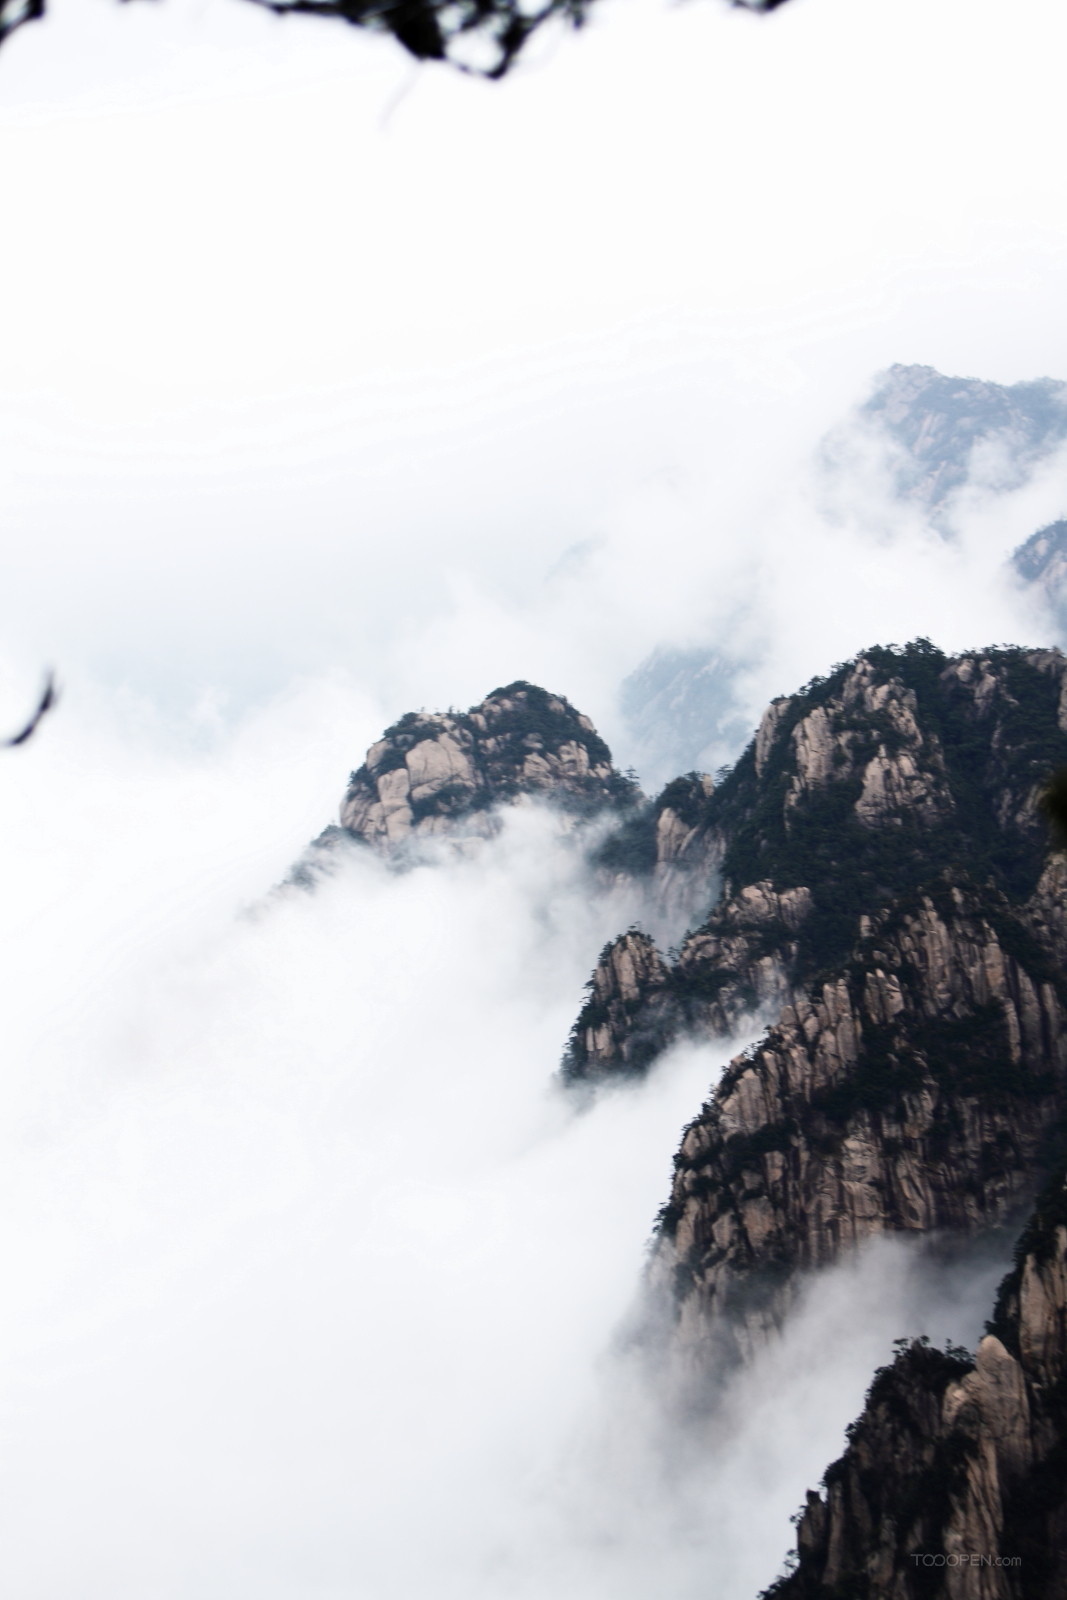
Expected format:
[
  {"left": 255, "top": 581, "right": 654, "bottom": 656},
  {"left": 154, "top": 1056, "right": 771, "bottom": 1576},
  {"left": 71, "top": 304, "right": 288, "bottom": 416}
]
[
  {"left": 1, "top": 4, "right": 1065, "bottom": 1595},
  {"left": 3, "top": 0, "right": 1067, "bottom": 749}
]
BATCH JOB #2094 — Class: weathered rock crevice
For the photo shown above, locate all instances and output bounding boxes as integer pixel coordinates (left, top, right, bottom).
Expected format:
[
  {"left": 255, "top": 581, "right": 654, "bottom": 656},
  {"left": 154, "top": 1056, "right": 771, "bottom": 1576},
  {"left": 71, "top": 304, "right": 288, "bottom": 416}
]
[
  {"left": 762, "top": 1171, "right": 1067, "bottom": 1599},
  {"left": 649, "top": 885, "right": 1067, "bottom": 1363}
]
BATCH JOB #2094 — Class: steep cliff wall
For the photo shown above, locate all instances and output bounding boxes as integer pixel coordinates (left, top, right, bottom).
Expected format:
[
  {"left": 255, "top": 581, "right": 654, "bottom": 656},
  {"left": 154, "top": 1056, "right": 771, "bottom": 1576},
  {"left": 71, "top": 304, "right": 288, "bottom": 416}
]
[
  {"left": 591, "top": 768, "right": 723, "bottom": 932},
  {"left": 565, "top": 642, "right": 1067, "bottom": 1358},
  {"left": 570, "top": 642, "right": 1067, "bottom": 1077},
  {"left": 651, "top": 883, "right": 1067, "bottom": 1362},
  {"left": 762, "top": 1171, "right": 1067, "bottom": 1599}
]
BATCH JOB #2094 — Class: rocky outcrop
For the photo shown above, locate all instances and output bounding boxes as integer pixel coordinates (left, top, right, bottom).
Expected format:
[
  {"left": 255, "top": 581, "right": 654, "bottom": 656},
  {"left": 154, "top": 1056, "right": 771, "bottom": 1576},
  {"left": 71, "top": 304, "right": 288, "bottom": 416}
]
[
  {"left": 565, "top": 641, "right": 1067, "bottom": 1363},
  {"left": 562, "top": 877, "right": 809, "bottom": 1083},
  {"left": 340, "top": 681, "right": 638, "bottom": 851},
  {"left": 290, "top": 682, "right": 727, "bottom": 921},
  {"left": 561, "top": 931, "right": 676, "bottom": 1080},
  {"left": 284, "top": 682, "right": 649, "bottom": 889},
  {"left": 570, "top": 642, "right": 1067, "bottom": 1080},
  {"left": 762, "top": 1171, "right": 1067, "bottom": 1599},
  {"left": 650, "top": 883, "right": 1067, "bottom": 1362}
]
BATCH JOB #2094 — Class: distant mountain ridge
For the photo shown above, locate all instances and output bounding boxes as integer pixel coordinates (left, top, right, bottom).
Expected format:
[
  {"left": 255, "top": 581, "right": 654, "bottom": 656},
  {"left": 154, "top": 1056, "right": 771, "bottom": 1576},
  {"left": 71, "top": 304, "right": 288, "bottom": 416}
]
[
  {"left": 619, "top": 364, "right": 1067, "bottom": 788},
  {"left": 860, "top": 363, "right": 1067, "bottom": 510}
]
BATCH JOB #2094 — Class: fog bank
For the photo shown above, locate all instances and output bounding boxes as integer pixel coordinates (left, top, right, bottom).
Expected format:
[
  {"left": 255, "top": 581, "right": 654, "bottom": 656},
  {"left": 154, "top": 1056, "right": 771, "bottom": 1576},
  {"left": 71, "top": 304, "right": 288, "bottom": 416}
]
[{"left": 0, "top": 694, "right": 1013, "bottom": 1598}]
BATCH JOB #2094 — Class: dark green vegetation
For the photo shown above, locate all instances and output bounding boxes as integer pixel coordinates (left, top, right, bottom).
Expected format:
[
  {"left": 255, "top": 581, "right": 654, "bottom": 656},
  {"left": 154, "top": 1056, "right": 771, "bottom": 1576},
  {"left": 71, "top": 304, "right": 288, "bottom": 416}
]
[
  {"left": 483, "top": 680, "right": 615, "bottom": 774},
  {"left": 1039, "top": 763, "right": 1067, "bottom": 850},
  {"left": 595, "top": 771, "right": 712, "bottom": 876},
  {"left": 574, "top": 642, "right": 1067, "bottom": 1094},
  {"left": 695, "top": 640, "right": 1067, "bottom": 986},
  {"left": 807, "top": 1000, "right": 1050, "bottom": 1129},
  {"left": 759, "top": 1344, "right": 981, "bottom": 1600},
  {"left": 345, "top": 679, "right": 638, "bottom": 828}
]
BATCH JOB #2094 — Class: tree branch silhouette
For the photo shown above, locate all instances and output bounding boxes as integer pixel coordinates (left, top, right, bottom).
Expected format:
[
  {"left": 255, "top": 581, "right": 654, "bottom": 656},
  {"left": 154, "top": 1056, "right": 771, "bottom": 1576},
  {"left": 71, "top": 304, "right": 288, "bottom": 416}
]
[
  {"left": 3, "top": 671, "right": 57, "bottom": 749},
  {"left": 0, "top": 0, "right": 793, "bottom": 79}
]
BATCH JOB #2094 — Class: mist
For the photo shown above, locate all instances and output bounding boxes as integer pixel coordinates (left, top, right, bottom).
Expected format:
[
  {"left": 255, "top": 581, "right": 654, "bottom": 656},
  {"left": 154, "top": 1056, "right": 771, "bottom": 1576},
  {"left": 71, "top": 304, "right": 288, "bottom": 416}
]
[
  {"left": 0, "top": 696, "right": 1014, "bottom": 1599},
  {"left": 4, "top": 0, "right": 1067, "bottom": 741},
  {"left": 3, "top": 0, "right": 1066, "bottom": 1590}
]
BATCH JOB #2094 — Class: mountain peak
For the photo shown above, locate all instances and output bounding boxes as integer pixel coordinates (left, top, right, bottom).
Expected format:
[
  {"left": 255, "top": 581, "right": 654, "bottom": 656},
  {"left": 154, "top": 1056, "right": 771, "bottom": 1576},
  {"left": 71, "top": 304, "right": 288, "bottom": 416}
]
[
  {"left": 339, "top": 683, "right": 636, "bottom": 853},
  {"left": 861, "top": 363, "right": 1067, "bottom": 508}
]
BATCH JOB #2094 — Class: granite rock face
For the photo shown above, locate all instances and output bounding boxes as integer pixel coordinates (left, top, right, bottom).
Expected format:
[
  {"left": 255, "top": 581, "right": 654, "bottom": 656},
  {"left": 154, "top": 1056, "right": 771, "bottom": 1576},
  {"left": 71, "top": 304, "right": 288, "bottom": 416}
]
[
  {"left": 340, "top": 681, "right": 637, "bottom": 851},
  {"left": 565, "top": 642, "right": 1067, "bottom": 1363},
  {"left": 763, "top": 1173, "right": 1067, "bottom": 1599},
  {"left": 285, "top": 682, "right": 646, "bottom": 889},
  {"left": 651, "top": 882, "right": 1067, "bottom": 1363},
  {"left": 568, "top": 643, "right": 1067, "bottom": 1074}
]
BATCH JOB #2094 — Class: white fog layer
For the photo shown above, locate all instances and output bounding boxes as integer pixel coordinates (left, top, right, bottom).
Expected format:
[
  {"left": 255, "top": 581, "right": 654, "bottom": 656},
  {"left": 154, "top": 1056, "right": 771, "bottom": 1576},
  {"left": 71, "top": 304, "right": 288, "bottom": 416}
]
[
  {"left": 1, "top": 708, "right": 1008, "bottom": 1598},
  {"left": 3, "top": 0, "right": 1067, "bottom": 1591}
]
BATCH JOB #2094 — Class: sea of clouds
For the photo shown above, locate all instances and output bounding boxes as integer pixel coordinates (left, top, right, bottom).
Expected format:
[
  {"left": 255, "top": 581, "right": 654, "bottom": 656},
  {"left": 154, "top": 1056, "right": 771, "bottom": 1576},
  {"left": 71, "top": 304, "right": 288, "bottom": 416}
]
[
  {"left": 3, "top": 0, "right": 1067, "bottom": 1590},
  {"left": 0, "top": 694, "right": 1012, "bottom": 1599}
]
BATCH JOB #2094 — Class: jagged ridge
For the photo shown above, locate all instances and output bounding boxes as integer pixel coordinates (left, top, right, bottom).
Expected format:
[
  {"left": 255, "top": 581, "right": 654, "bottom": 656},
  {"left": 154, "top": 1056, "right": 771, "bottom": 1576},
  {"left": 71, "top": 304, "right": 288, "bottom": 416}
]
[{"left": 564, "top": 641, "right": 1067, "bottom": 1361}]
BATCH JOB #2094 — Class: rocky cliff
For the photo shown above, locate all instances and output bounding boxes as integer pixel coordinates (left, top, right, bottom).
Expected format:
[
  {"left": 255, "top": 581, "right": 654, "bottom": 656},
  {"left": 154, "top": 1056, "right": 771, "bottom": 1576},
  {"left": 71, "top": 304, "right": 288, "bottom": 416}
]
[
  {"left": 341, "top": 680, "right": 638, "bottom": 850},
  {"left": 761, "top": 1168, "right": 1067, "bottom": 1599},
  {"left": 288, "top": 682, "right": 643, "bottom": 885},
  {"left": 651, "top": 876, "right": 1067, "bottom": 1363},
  {"left": 565, "top": 642, "right": 1067, "bottom": 1359}
]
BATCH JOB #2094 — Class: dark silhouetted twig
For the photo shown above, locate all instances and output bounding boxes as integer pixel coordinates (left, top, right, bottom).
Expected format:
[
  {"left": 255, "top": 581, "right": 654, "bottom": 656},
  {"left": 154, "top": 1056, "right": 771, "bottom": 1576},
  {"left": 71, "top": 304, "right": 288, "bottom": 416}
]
[{"left": 4, "top": 672, "right": 58, "bottom": 748}]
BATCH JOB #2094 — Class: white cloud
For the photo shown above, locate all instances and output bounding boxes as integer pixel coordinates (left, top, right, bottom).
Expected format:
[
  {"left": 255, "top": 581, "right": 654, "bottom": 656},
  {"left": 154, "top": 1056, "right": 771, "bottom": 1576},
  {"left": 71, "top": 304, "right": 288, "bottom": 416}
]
[
  {"left": 0, "top": 0, "right": 1061, "bottom": 1590},
  {"left": 3, "top": 0, "right": 1067, "bottom": 734},
  {"left": 0, "top": 686, "right": 1017, "bottom": 1598}
]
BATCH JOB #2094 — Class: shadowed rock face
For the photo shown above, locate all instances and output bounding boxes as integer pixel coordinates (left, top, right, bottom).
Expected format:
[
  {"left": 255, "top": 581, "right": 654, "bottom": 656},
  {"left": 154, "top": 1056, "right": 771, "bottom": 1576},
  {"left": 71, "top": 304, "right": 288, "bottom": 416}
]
[
  {"left": 651, "top": 876, "right": 1067, "bottom": 1364},
  {"left": 565, "top": 641, "right": 1067, "bottom": 1363},
  {"left": 762, "top": 1173, "right": 1067, "bottom": 1600}
]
